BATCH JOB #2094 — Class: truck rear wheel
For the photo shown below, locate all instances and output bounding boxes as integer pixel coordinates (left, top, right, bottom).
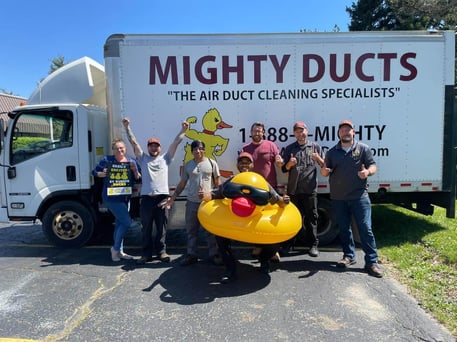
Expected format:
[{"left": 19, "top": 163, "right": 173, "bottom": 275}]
[
  {"left": 317, "top": 197, "right": 339, "bottom": 245},
  {"left": 42, "top": 201, "right": 94, "bottom": 247}
]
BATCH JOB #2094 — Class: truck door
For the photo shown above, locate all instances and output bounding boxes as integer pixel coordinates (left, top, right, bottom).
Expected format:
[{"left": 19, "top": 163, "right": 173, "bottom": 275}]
[{"left": 5, "top": 109, "right": 79, "bottom": 218}]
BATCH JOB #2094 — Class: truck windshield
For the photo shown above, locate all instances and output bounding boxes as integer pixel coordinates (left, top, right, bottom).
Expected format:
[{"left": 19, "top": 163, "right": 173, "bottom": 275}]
[{"left": 10, "top": 110, "right": 73, "bottom": 165}]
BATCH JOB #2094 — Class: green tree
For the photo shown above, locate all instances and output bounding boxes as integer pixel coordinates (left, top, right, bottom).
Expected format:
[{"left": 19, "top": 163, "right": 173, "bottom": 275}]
[
  {"left": 48, "top": 55, "right": 66, "bottom": 74},
  {"left": 346, "top": 0, "right": 399, "bottom": 30},
  {"left": 390, "top": 0, "right": 457, "bottom": 30},
  {"left": 346, "top": 0, "right": 456, "bottom": 84},
  {"left": 347, "top": 0, "right": 457, "bottom": 30}
]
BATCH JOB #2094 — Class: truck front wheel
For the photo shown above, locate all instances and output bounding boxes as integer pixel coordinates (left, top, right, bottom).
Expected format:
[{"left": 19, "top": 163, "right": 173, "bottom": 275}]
[{"left": 42, "top": 201, "right": 94, "bottom": 248}]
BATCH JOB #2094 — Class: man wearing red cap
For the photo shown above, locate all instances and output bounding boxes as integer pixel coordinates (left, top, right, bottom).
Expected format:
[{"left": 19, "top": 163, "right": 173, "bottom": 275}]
[
  {"left": 281, "top": 121, "right": 324, "bottom": 257},
  {"left": 123, "top": 118, "right": 189, "bottom": 264},
  {"left": 321, "top": 120, "right": 383, "bottom": 278}
]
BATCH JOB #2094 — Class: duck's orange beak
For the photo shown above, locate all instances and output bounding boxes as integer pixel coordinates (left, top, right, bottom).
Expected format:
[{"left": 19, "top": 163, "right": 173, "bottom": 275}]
[{"left": 216, "top": 120, "right": 233, "bottom": 129}]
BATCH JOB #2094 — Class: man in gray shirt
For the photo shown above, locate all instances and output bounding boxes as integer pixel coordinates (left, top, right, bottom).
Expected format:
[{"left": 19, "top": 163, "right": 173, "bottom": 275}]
[
  {"left": 123, "top": 118, "right": 188, "bottom": 264},
  {"left": 167, "top": 140, "right": 222, "bottom": 266}
]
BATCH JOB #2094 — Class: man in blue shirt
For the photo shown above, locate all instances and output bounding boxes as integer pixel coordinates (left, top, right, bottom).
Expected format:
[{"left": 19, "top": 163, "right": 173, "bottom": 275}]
[{"left": 321, "top": 119, "right": 383, "bottom": 278}]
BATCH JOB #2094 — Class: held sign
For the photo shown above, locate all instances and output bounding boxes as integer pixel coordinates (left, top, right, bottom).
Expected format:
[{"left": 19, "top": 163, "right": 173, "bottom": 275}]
[{"left": 106, "top": 162, "right": 132, "bottom": 196}]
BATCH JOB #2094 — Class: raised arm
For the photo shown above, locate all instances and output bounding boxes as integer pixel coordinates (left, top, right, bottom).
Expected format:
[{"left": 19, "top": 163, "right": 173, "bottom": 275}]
[
  {"left": 122, "top": 118, "right": 143, "bottom": 159},
  {"left": 167, "top": 121, "right": 189, "bottom": 159}
]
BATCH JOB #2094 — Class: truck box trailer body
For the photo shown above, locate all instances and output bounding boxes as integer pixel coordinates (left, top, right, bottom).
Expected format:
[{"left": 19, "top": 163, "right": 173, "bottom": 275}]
[{"left": 0, "top": 31, "right": 455, "bottom": 247}]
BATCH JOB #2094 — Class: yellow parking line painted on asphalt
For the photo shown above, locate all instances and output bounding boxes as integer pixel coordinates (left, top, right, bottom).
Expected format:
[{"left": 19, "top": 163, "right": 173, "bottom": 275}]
[{"left": 0, "top": 339, "right": 39, "bottom": 342}]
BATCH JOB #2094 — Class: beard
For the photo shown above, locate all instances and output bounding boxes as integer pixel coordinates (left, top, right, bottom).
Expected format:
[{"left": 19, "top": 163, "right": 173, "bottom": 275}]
[
  {"left": 252, "top": 135, "right": 262, "bottom": 143},
  {"left": 340, "top": 135, "right": 353, "bottom": 144}
]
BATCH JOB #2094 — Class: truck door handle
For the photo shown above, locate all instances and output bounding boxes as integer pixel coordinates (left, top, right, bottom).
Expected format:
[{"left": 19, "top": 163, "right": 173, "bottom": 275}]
[
  {"left": 7, "top": 166, "right": 16, "bottom": 179},
  {"left": 66, "top": 166, "right": 76, "bottom": 181}
]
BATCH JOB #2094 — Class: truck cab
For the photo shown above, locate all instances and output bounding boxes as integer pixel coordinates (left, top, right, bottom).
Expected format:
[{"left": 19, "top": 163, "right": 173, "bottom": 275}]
[{"left": 0, "top": 57, "right": 110, "bottom": 247}]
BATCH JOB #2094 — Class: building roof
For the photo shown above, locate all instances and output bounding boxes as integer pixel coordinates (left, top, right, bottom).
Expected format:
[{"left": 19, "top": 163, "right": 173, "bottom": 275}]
[
  {"left": 0, "top": 93, "right": 27, "bottom": 127},
  {"left": 0, "top": 93, "right": 26, "bottom": 113}
]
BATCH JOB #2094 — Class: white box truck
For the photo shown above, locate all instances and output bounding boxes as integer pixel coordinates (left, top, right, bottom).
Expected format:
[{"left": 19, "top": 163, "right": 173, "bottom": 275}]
[{"left": 0, "top": 31, "right": 455, "bottom": 247}]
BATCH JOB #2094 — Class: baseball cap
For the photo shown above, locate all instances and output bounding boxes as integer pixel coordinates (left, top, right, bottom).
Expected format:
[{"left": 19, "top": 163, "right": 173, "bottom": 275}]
[
  {"left": 338, "top": 120, "right": 354, "bottom": 129},
  {"left": 147, "top": 137, "right": 161, "bottom": 146},
  {"left": 293, "top": 121, "right": 308, "bottom": 130},
  {"left": 237, "top": 151, "right": 254, "bottom": 163}
]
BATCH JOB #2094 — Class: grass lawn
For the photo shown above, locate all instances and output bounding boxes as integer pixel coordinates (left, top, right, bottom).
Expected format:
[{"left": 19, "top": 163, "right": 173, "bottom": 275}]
[{"left": 372, "top": 203, "right": 457, "bottom": 338}]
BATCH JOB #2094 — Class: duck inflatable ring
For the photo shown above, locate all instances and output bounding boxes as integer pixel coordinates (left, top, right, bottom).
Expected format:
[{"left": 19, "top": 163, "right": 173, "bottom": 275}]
[{"left": 198, "top": 172, "right": 302, "bottom": 244}]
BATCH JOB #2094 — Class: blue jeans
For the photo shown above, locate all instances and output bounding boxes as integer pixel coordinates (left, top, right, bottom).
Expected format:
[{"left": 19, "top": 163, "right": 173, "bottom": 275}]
[
  {"left": 105, "top": 200, "right": 131, "bottom": 253},
  {"left": 332, "top": 195, "right": 378, "bottom": 265}
]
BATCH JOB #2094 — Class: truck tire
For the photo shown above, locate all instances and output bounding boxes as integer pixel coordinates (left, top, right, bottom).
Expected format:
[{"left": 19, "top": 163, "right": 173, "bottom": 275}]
[
  {"left": 316, "top": 197, "right": 339, "bottom": 245},
  {"left": 42, "top": 201, "right": 94, "bottom": 248}
]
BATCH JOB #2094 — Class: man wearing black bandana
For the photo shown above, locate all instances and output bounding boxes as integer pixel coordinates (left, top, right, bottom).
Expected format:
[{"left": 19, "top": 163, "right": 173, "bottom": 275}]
[{"left": 201, "top": 152, "right": 290, "bottom": 283}]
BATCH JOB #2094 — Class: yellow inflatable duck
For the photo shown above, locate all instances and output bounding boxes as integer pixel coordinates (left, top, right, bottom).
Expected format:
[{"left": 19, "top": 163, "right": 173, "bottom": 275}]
[{"left": 198, "top": 171, "right": 302, "bottom": 244}]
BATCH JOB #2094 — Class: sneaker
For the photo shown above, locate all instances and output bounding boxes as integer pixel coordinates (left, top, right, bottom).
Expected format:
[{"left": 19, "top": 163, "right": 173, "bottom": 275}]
[
  {"left": 159, "top": 253, "right": 171, "bottom": 263},
  {"left": 337, "top": 257, "right": 356, "bottom": 268},
  {"left": 270, "top": 252, "right": 280, "bottom": 263},
  {"left": 365, "top": 264, "right": 384, "bottom": 278},
  {"left": 110, "top": 247, "right": 120, "bottom": 262},
  {"left": 180, "top": 255, "right": 198, "bottom": 266},
  {"left": 308, "top": 245, "right": 319, "bottom": 257},
  {"left": 251, "top": 247, "right": 262, "bottom": 258},
  {"left": 119, "top": 252, "right": 134, "bottom": 260},
  {"left": 210, "top": 254, "right": 224, "bottom": 266},
  {"left": 136, "top": 256, "right": 153, "bottom": 265}
]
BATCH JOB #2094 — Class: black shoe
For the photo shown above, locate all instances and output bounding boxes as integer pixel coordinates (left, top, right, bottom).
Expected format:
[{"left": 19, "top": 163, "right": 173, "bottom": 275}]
[
  {"left": 279, "top": 246, "right": 291, "bottom": 257},
  {"left": 136, "top": 256, "right": 153, "bottom": 265},
  {"left": 180, "top": 255, "right": 198, "bottom": 266},
  {"left": 308, "top": 246, "right": 319, "bottom": 257},
  {"left": 221, "top": 272, "right": 237, "bottom": 284},
  {"left": 210, "top": 254, "right": 224, "bottom": 266},
  {"left": 259, "top": 260, "right": 270, "bottom": 274}
]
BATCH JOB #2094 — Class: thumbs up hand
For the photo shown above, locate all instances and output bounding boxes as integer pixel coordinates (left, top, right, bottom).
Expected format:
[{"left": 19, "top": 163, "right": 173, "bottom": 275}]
[
  {"left": 358, "top": 164, "right": 371, "bottom": 179},
  {"left": 289, "top": 153, "right": 297, "bottom": 167}
]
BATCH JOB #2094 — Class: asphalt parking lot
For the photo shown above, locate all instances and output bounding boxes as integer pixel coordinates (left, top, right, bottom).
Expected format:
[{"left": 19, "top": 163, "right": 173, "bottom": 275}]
[{"left": 0, "top": 222, "right": 454, "bottom": 342}]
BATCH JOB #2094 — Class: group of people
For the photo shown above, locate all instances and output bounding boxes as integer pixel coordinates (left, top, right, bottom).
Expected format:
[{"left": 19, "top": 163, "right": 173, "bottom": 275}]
[{"left": 92, "top": 117, "right": 383, "bottom": 284}]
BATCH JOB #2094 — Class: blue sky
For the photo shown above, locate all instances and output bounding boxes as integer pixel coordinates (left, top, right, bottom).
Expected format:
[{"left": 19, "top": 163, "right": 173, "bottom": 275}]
[{"left": 1, "top": 0, "right": 353, "bottom": 98}]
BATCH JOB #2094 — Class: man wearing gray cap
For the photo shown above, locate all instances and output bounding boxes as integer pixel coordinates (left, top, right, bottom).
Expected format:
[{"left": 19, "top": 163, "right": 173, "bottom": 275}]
[{"left": 321, "top": 119, "right": 383, "bottom": 278}]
